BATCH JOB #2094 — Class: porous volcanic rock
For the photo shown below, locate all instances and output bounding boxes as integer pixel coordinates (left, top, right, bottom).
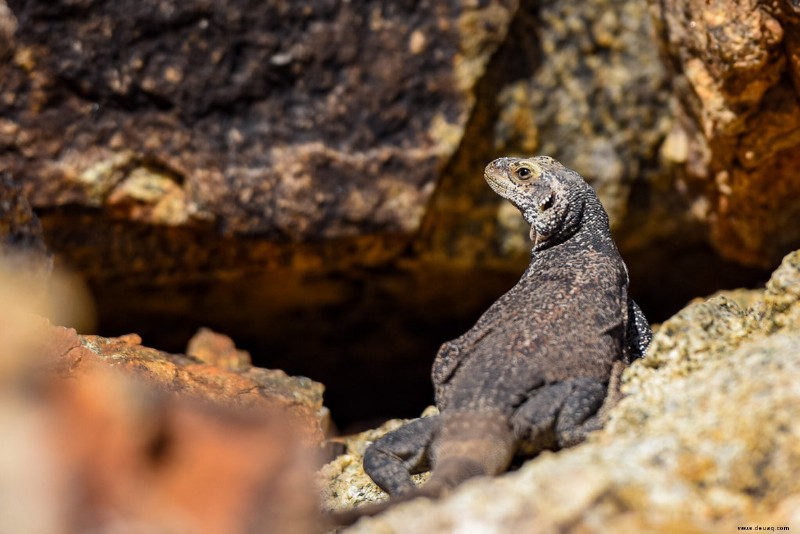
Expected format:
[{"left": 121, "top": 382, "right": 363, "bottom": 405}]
[{"left": 321, "top": 249, "right": 800, "bottom": 532}]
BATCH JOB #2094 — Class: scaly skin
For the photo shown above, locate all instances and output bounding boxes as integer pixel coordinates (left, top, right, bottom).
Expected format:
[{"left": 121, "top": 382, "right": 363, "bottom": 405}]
[{"left": 336, "top": 156, "right": 652, "bottom": 525}]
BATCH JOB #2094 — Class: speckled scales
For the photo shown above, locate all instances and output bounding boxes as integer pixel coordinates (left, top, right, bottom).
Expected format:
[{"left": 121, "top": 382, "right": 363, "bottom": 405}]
[{"left": 352, "top": 156, "right": 652, "bottom": 520}]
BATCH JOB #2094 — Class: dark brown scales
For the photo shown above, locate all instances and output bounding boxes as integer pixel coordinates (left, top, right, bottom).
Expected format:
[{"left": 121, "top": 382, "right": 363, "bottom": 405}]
[{"left": 333, "top": 156, "right": 651, "bottom": 526}]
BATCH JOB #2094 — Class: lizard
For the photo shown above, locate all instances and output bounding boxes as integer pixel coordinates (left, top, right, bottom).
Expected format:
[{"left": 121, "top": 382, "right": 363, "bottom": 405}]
[{"left": 334, "top": 156, "right": 652, "bottom": 524}]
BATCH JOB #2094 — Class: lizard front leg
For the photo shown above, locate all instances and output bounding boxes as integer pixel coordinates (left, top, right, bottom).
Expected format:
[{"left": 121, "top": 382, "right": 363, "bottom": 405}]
[{"left": 363, "top": 415, "right": 441, "bottom": 496}]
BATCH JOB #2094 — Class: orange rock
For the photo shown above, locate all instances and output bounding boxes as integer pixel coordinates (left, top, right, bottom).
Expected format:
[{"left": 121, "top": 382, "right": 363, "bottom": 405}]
[
  {"left": 64, "top": 329, "right": 326, "bottom": 448},
  {"left": 0, "top": 322, "right": 326, "bottom": 533},
  {"left": 186, "top": 327, "right": 251, "bottom": 371},
  {"left": 46, "top": 367, "right": 319, "bottom": 534}
]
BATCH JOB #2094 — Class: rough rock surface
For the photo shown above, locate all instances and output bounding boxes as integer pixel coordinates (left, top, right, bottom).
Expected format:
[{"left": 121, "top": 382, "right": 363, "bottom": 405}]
[
  {"left": 7, "top": 0, "right": 790, "bottom": 280},
  {"left": 2, "top": 0, "right": 681, "bottom": 277},
  {"left": 423, "top": 0, "right": 673, "bottom": 263},
  {"left": 321, "top": 249, "right": 800, "bottom": 532},
  {"left": 2, "top": 0, "right": 794, "bottom": 425},
  {"left": 318, "top": 406, "right": 438, "bottom": 511},
  {"left": 0, "top": 320, "right": 326, "bottom": 534},
  {"left": 2, "top": 0, "right": 512, "bottom": 242},
  {"left": 655, "top": 0, "right": 800, "bottom": 266},
  {"left": 69, "top": 327, "right": 328, "bottom": 447}
]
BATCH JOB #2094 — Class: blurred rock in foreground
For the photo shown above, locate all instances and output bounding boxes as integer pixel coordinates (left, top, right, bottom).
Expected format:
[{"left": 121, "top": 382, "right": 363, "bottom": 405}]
[
  {"left": 0, "top": 321, "right": 325, "bottom": 534},
  {"left": 0, "top": 189, "right": 325, "bottom": 532},
  {"left": 320, "top": 249, "right": 800, "bottom": 532}
]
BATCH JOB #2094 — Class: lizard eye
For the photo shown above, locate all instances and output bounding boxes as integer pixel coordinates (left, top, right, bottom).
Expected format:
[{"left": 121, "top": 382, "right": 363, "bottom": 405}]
[{"left": 516, "top": 167, "right": 533, "bottom": 180}]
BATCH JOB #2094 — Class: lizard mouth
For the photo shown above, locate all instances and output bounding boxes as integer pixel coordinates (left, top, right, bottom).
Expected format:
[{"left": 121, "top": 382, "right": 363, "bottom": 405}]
[{"left": 484, "top": 172, "right": 510, "bottom": 197}]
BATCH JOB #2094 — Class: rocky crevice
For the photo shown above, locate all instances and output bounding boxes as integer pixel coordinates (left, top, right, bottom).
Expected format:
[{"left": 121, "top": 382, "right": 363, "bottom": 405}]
[
  {"left": 1, "top": 0, "right": 799, "bottom": 433},
  {"left": 322, "top": 249, "right": 800, "bottom": 532}
]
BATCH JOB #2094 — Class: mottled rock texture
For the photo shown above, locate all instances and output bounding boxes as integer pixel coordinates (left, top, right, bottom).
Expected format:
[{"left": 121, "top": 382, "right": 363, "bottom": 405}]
[
  {"left": 424, "top": 0, "right": 673, "bottom": 262},
  {"left": 321, "top": 250, "right": 800, "bottom": 532},
  {"left": 73, "top": 327, "right": 327, "bottom": 446},
  {"left": 0, "top": 171, "right": 51, "bottom": 276},
  {"left": 2, "top": 0, "right": 511, "bottom": 241},
  {"left": 318, "top": 407, "right": 438, "bottom": 511},
  {"left": 655, "top": 0, "right": 800, "bottom": 266},
  {"left": 1, "top": 0, "right": 794, "bottom": 425}
]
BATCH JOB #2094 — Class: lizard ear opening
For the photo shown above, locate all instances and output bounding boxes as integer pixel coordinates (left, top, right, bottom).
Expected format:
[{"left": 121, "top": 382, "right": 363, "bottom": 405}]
[{"left": 539, "top": 192, "right": 555, "bottom": 211}]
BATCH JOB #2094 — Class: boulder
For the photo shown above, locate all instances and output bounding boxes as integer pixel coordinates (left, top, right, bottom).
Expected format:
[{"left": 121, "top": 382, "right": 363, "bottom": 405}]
[
  {"left": 1, "top": 163, "right": 327, "bottom": 533},
  {"left": 321, "top": 249, "right": 800, "bottom": 532},
  {"left": 654, "top": 0, "right": 800, "bottom": 266},
  {"left": 0, "top": 321, "right": 326, "bottom": 534},
  {"left": 1, "top": 0, "right": 513, "bottom": 245},
  {"left": 2, "top": 0, "right": 796, "bottom": 425}
]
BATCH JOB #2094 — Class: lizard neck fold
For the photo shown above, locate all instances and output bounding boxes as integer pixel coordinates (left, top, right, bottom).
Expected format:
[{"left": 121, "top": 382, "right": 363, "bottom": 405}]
[{"left": 529, "top": 192, "right": 616, "bottom": 258}]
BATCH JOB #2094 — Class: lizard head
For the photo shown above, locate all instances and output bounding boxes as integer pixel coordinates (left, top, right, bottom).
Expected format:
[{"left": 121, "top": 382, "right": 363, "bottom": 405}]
[{"left": 484, "top": 156, "right": 600, "bottom": 248}]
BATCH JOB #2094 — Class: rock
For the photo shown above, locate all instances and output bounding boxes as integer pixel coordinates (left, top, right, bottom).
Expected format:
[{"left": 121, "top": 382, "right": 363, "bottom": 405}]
[
  {"left": 48, "top": 369, "right": 319, "bottom": 534},
  {"left": 187, "top": 327, "right": 253, "bottom": 371},
  {"left": 0, "top": 174, "right": 57, "bottom": 375},
  {"left": 0, "top": 319, "right": 326, "bottom": 534},
  {"left": 1, "top": 175, "right": 96, "bottom": 333},
  {"left": 654, "top": 0, "right": 800, "bottom": 266},
  {"left": 318, "top": 406, "right": 438, "bottom": 512},
  {"left": 0, "top": 1, "right": 14, "bottom": 57},
  {"left": 318, "top": 418, "right": 411, "bottom": 512},
  {"left": 321, "top": 249, "right": 800, "bottom": 532},
  {"left": 0, "top": 171, "right": 52, "bottom": 279},
  {"left": 2, "top": 0, "right": 511, "bottom": 241},
  {"left": 1, "top": 0, "right": 791, "bottom": 426},
  {"left": 53, "top": 327, "right": 327, "bottom": 447},
  {"left": 1, "top": 184, "right": 327, "bottom": 532},
  {"left": 425, "top": 0, "right": 672, "bottom": 263}
]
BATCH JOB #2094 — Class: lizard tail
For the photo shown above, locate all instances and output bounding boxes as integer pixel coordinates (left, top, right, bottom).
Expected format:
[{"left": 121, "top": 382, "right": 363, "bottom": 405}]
[
  {"left": 427, "top": 410, "right": 515, "bottom": 490},
  {"left": 328, "top": 411, "right": 515, "bottom": 527}
]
